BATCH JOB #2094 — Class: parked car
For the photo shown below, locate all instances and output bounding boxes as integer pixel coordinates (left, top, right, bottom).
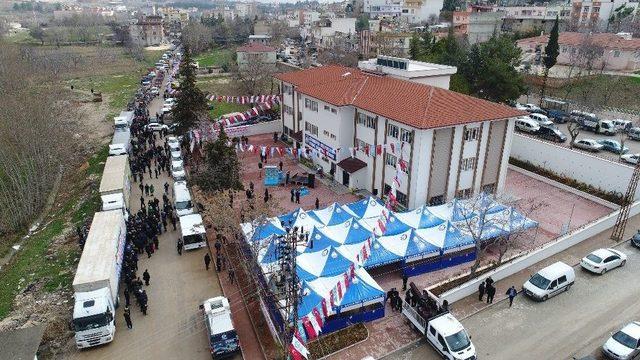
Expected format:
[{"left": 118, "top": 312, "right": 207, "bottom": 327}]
[
  {"left": 523, "top": 261, "right": 575, "bottom": 301},
  {"left": 613, "top": 119, "right": 634, "bottom": 132},
  {"left": 602, "top": 322, "right": 640, "bottom": 360},
  {"left": 150, "top": 87, "right": 159, "bottom": 96},
  {"left": 632, "top": 230, "right": 640, "bottom": 248},
  {"left": 621, "top": 153, "right": 640, "bottom": 165},
  {"left": 580, "top": 248, "right": 627, "bottom": 274},
  {"left": 597, "top": 139, "right": 629, "bottom": 154},
  {"left": 573, "top": 139, "right": 604, "bottom": 152},
  {"left": 537, "top": 125, "right": 567, "bottom": 143},
  {"left": 529, "top": 113, "right": 554, "bottom": 127},
  {"left": 515, "top": 116, "right": 541, "bottom": 133},
  {"left": 628, "top": 127, "right": 640, "bottom": 141},
  {"left": 145, "top": 121, "right": 168, "bottom": 132}
]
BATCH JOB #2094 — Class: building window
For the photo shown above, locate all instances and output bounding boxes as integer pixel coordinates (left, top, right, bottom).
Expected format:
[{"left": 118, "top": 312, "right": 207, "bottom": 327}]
[
  {"left": 387, "top": 123, "right": 399, "bottom": 139},
  {"left": 331, "top": 108, "right": 337, "bottom": 114},
  {"left": 355, "top": 138, "right": 371, "bottom": 151},
  {"left": 400, "top": 129, "right": 413, "bottom": 143},
  {"left": 460, "top": 157, "right": 476, "bottom": 171},
  {"left": 283, "top": 104, "right": 294, "bottom": 115},
  {"left": 305, "top": 98, "right": 318, "bottom": 111},
  {"left": 464, "top": 127, "right": 479, "bottom": 141},
  {"left": 396, "top": 190, "right": 408, "bottom": 207},
  {"left": 482, "top": 183, "right": 495, "bottom": 194},
  {"left": 305, "top": 122, "right": 318, "bottom": 136},
  {"left": 385, "top": 153, "right": 397, "bottom": 167},
  {"left": 357, "top": 113, "right": 376, "bottom": 129},
  {"left": 429, "top": 195, "right": 444, "bottom": 206},
  {"left": 456, "top": 188, "right": 472, "bottom": 199},
  {"left": 282, "top": 84, "right": 293, "bottom": 95}
]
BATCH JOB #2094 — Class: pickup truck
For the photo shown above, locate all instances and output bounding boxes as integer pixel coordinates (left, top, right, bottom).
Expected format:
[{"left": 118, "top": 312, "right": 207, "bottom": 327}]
[{"left": 402, "top": 283, "right": 476, "bottom": 360}]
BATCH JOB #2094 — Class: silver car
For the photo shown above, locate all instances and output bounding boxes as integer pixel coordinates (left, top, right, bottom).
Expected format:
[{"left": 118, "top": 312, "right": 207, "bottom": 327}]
[{"left": 573, "top": 139, "right": 604, "bottom": 152}]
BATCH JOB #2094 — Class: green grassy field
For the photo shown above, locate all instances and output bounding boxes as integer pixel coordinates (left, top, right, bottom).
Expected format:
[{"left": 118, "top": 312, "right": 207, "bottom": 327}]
[
  {"left": 195, "top": 47, "right": 235, "bottom": 68},
  {"left": 209, "top": 102, "right": 251, "bottom": 119},
  {"left": 143, "top": 49, "right": 166, "bottom": 68},
  {"left": 537, "top": 75, "right": 640, "bottom": 111}
]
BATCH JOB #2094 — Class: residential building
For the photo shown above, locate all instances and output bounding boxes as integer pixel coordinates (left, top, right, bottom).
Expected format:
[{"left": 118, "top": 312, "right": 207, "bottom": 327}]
[
  {"left": 517, "top": 31, "right": 640, "bottom": 71},
  {"left": 363, "top": 0, "right": 404, "bottom": 18},
  {"left": 312, "top": 18, "right": 357, "bottom": 49},
  {"left": 571, "top": 0, "right": 639, "bottom": 28},
  {"left": 235, "top": 2, "right": 257, "bottom": 19},
  {"left": 499, "top": 4, "right": 571, "bottom": 33},
  {"left": 299, "top": 10, "right": 321, "bottom": 26},
  {"left": 275, "top": 63, "right": 522, "bottom": 208},
  {"left": 236, "top": 43, "right": 277, "bottom": 70},
  {"left": 453, "top": 8, "right": 503, "bottom": 44},
  {"left": 129, "top": 15, "right": 164, "bottom": 47},
  {"left": 401, "top": 0, "right": 445, "bottom": 24},
  {"left": 370, "top": 32, "right": 414, "bottom": 57},
  {"left": 249, "top": 34, "right": 272, "bottom": 45}
]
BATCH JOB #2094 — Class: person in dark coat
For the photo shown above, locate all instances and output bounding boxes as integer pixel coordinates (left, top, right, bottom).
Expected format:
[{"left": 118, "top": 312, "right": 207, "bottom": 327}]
[
  {"left": 143, "top": 269, "right": 150, "bottom": 286},
  {"left": 278, "top": 161, "right": 283, "bottom": 171},
  {"left": 214, "top": 240, "right": 221, "bottom": 254},
  {"left": 204, "top": 253, "right": 211, "bottom": 270},
  {"left": 290, "top": 189, "right": 295, "bottom": 203},
  {"left": 215, "top": 255, "right": 221, "bottom": 272},
  {"left": 177, "top": 238, "right": 183, "bottom": 255},
  {"left": 124, "top": 288, "right": 131, "bottom": 307},
  {"left": 478, "top": 282, "right": 485, "bottom": 302},
  {"left": 140, "top": 290, "right": 148, "bottom": 315},
  {"left": 295, "top": 189, "right": 300, "bottom": 204},
  {"left": 402, "top": 274, "right": 409, "bottom": 291},
  {"left": 486, "top": 284, "right": 496, "bottom": 304},
  {"left": 123, "top": 306, "right": 133, "bottom": 329},
  {"left": 315, "top": 197, "right": 319, "bottom": 210},
  {"left": 506, "top": 286, "right": 518, "bottom": 307}
]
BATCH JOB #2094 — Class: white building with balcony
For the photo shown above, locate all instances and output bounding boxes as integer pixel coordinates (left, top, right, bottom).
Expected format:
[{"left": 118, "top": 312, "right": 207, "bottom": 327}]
[{"left": 275, "top": 58, "right": 523, "bottom": 208}]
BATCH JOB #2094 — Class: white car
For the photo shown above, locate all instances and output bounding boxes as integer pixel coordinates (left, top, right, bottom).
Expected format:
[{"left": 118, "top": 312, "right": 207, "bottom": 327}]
[
  {"left": 171, "top": 160, "right": 186, "bottom": 181},
  {"left": 515, "top": 116, "right": 540, "bottom": 133},
  {"left": 580, "top": 248, "right": 627, "bottom": 274},
  {"left": 150, "top": 87, "right": 159, "bottom": 95},
  {"left": 164, "top": 98, "right": 176, "bottom": 107},
  {"left": 573, "top": 139, "right": 604, "bottom": 152},
  {"left": 170, "top": 150, "right": 182, "bottom": 161},
  {"left": 603, "top": 322, "right": 640, "bottom": 360},
  {"left": 162, "top": 106, "right": 172, "bottom": 114},
  {"left": 146, "top": 122, "right": 168, "bottom": 132},
  {"left": 529, "top": 113, "right": 554, "bottom": 127},
  {"left": 621, "top": 153, "right": 640, "bottom": 165},
  {"left": 167, "top": 136, "right": 180, "bottom": 148}
]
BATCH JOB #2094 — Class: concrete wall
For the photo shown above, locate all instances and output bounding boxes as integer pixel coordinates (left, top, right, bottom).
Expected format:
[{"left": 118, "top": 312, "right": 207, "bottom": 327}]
[
  {"left": 510, "top": 134, "right": 638, "bottom": 199},
  {"left": 437, "top": 201, "right": 640, "bottom": 304}
]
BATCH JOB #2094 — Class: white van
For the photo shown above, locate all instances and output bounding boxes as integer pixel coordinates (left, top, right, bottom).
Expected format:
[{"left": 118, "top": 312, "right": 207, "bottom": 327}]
[
  {"left": 529, "top": 113, "right": 554, "bottom": 127},
  {"left": 171, "top": 160, "right": 186, "bottom": 181},
  {"left": 523, "top": 261, "right": 575, "bottom": 301},
  {"left": 173, "top": 181, "right": 194, "bottom": 217},
  {"left": 171, "top": 150, "right": 182, "bottom": 162},
  {"left": 515, "top": 116, "right": 541, "bottom": 134},
  {"left": 425, "top": 313, "right": 476, "bottom": 360}
]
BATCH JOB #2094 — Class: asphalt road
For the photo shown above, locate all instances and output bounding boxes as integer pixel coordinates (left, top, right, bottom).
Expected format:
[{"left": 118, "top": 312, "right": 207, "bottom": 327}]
[{"left": 393, "top": 242, "right": 640, "bottom": 360}]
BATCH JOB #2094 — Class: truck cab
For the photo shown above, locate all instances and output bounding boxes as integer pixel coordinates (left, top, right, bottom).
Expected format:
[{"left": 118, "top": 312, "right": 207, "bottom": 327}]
[
  {"left": 201, "top": 297, "right": 240, "bottom": 358},
  {"left": 73, "top": 288, "right": 116, "bottom": 349},
  {"left": 426, "top": 313, "right": 476, "bottom": 360}
]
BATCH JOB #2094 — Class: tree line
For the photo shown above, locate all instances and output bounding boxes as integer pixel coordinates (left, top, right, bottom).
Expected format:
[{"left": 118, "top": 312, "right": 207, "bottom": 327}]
[{"left": 410, "top": 30, "right": 526, "bottom": 103}]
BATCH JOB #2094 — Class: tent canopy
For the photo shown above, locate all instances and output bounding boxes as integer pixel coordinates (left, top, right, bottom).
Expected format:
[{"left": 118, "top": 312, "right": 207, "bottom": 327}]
[
  {"left": 324, "top": 219, "right": 373, "bottom": 245},
  {"left": 308, "top": 202, "right": 353, "bottom": 226},
  {"left": 301, "top": 227, "right": 342, "bottom": 253},
  {"left": 342, "top": 196, "right": 385, "bottom": 219},
  {"left": 297, "top": 246, "right": 354, "bottom": 281},
  {"left": 393, "top": 206, "right": 445, "bottom": 229}
]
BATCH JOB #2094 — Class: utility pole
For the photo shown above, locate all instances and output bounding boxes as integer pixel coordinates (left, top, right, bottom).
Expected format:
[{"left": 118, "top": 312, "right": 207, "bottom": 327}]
[{"left": 611, "top": 162, "right": 640, "bottom": 241}]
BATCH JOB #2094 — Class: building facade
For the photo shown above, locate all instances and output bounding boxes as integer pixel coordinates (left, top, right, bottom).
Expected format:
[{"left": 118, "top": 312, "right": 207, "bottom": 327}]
[
  {"left": 275, "top": 61, "right": 522, "bottom": 208},
  {"left": 499, "top": 4, "right": 571, "bottom": 33},
  {"left": 236, "top": 43, "right": 277, "bottom": 69},
  {"left": 517, "top": 32, "right": 640, "bottom": 71},
  {"left": 129, "top": 15, "right": 164, "bottom": 47},
  {"left": 571, "top": 0, "right": 639, "bottom": 28}
]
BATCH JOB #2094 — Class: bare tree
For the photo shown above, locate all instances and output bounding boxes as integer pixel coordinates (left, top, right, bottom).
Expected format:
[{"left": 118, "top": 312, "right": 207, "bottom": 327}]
[
  {"left": 182, "top": 21, "right": 215, "bottom": 54},
  {"left": 268, "top": 20, "right": 289, "bottom": 46},
  {"left": 233, "top": 54, "right": 276, "bottom": 95},
  {"left": 568, "top": 121, "right": 581, "bottom": 147},
  {"left": 374, "top": 33, "right": 408, "bottom": 57},
  {"left": 316, "top": 36, "right": 358, "bottom": 67},
  {"left": 452, "top": 193, "right": 542, "bottom": 277}
]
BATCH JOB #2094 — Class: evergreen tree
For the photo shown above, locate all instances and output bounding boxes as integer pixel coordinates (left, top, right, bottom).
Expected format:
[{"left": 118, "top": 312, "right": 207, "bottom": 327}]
[
  {"left": 540, "top": 16, "right": 559, "bottom": 105},
  {"left": 193, "top": 126, "right": 243, "bottom": 192},
  {"left": 409, "top": 34, "right": 421, "bottom": 60},
  {"left": 171, "top": 45, "right": 208, "bottom": 136}
]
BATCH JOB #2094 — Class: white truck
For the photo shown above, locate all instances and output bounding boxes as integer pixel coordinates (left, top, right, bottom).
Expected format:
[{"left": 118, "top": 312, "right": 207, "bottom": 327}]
[
  {"left": 99, "top": 155, "right": 131, "bottom": 216},
  {"left": 113, "top": 111, "right": 134, "bottom": 131},
  {"left": 109, "top": 130, "right": 131, "bottom": 156},
  {"left": 200, "top": 297, "right": 240, "bottom": 358},
  {"left": 402, "top": 284, "right": 476, "bottom": 360},
  {"left": 180, "top": 213, "right": 207, "bottom": 250},
  {"left": 72, "top": 210, "right": 126, "bottom": 349}
]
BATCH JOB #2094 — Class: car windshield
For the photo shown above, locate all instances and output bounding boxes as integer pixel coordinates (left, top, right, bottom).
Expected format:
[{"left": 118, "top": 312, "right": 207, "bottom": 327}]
[
  {"left": 173, "top": 164, "right": 183, "bottom": 172},
  {"left": 586, "top": 254, "right": 602, "bottom": 263},
  {"left": 175, "top": 200, "right": 191, "bottom": 210},
  {"left": 73, "top": 313, "right": 110, "bottom": 332},
  {"left": 529, "top": 273, "right": 551, "bottom": 290},
  {"left": 612, "top": 330, "right": 638, "bottom": 349},
  {"left": 445, "top": 330, "right": 471, "bottom": 352}
]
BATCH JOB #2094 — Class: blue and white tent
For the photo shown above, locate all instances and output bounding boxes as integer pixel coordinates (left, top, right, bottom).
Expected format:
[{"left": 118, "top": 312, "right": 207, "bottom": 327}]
[
  {"left": 297, "top": 246, "right": 354, "bottom": 281},
  {"left": 362, "top": 237, "right": 403, "bottom": 268},
  {"left": 375, "top": 229, "right": 440, "bottom": 262},
  {"left": 308, "top": 202, "right": 353, "bottom": 226},
  {"left": 414, "top": 221, "right": 475, "bottom": 254},
  {"left": 278, "top": 208, "right": 302, "bottom": 228},
  {"left": 338, "top": 267, "right": 385, "bottom": 311},
  {"left": 342, "top": 197, "right": 385, "bottom": 220},
  {"left": 242, "top": 219, "right": 286, "bottom": 242},
  {"left": 298, "top": 281, "right": 327, "bottom": 318},
  {"left": 301, "top": 227, "right": 342, "bottom": 253},
  {"left": 393, "top": 206, "right": 445, "bottom": 229},
  {"left": 324, "top": 218, "right": 373, "bottom": 245}
]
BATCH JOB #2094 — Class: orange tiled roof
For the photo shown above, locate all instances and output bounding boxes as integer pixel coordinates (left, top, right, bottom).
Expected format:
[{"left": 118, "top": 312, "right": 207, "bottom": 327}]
[
  {"left": 275, "top": 65, "right": 525, "bottom": 129},
  {"left": 236, "top": 43, "right": 276, "bottom": 53},
  {"left": 517, "top": 32, "right": 640, "bottom": 51}
]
